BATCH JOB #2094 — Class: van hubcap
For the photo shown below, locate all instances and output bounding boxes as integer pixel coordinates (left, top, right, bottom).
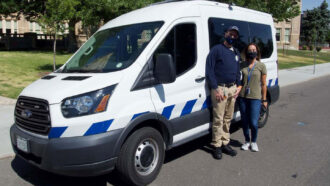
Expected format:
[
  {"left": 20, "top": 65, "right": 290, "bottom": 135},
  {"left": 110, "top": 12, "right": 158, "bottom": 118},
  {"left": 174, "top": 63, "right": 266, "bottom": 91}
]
[{"left": 135, "top": 138, "right": 159, "bottom": 176}]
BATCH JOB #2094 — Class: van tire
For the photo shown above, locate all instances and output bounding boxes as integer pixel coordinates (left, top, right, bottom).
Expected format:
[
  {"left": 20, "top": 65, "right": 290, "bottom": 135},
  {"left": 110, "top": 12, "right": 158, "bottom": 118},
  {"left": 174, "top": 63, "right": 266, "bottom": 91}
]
[
  {"left": 258, "top": 105, "right": 269, "bottom": 128},
  {"left": 116, "top": 127, "right": 164, "bottom": 186}
]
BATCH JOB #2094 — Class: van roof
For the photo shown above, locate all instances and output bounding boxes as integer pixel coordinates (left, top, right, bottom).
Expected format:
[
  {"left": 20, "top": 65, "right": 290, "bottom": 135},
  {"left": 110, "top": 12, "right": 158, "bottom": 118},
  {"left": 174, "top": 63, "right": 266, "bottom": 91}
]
[{"left": 101, "top": 0, "right": 273, "bottom": 30}]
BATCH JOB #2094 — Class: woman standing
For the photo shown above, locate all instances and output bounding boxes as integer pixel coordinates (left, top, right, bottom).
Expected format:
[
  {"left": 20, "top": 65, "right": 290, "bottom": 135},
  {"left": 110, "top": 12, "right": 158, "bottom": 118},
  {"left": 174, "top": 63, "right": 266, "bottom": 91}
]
[{"left": 238, "top": 43, "right": 267, "bottom": 152}]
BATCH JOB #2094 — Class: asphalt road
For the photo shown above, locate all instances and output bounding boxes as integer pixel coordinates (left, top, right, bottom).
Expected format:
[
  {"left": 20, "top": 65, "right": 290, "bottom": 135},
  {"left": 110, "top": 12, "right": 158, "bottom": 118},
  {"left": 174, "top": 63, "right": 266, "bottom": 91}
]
[{"left": 1, "top": 75, "right": 330, "bottom": 186}]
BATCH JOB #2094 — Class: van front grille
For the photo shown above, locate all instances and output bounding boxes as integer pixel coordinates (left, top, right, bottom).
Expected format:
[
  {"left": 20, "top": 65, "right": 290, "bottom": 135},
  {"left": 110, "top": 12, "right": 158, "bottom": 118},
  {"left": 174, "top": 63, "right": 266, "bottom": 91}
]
[{"left": 15, "top": 96, "right": 51, "bottom": 135}]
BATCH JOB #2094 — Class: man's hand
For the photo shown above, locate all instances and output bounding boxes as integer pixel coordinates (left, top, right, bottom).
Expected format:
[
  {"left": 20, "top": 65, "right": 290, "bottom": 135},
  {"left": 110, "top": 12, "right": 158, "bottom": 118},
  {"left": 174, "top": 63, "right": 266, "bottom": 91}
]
[
  {"left": 233, "top": 86, "right": 242, "bottom": 99},
  {"left": 213, "top": 89, "right": 224, "bottom": 102}
]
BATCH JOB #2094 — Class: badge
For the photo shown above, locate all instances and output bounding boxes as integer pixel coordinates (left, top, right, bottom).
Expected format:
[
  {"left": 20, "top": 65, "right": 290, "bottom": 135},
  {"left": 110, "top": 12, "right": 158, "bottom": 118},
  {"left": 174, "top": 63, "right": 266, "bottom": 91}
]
[{"left": 245, "top": 87, "right": 250, "bottom": 95}]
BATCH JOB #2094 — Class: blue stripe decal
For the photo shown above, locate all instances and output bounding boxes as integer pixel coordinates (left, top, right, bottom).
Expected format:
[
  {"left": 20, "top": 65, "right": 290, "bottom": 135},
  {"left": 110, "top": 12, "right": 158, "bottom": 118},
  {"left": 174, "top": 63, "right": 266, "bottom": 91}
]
[
  {"left": 268, "top": 79, "right": 273, "bottom": 87},
  {"left": 201, "top": 96, "right": 211, "bottom": 110},
  {"left": 131, "top": 111, "right": 150, "bottom": 121},
  {"left": 180, "top": 99, "right": 197, "bottom": 117},
  {"left": 48, "top": 127, "right": 68, "bottom": 139},
  {"left": 162, "top": 105, "right": 175, "bottom": 120},
  {"left": 84, "top": 119, "right": 113, "bottom": 136},
  {"left": 275, "top": 78, "right": 278, "bottom": 86}
]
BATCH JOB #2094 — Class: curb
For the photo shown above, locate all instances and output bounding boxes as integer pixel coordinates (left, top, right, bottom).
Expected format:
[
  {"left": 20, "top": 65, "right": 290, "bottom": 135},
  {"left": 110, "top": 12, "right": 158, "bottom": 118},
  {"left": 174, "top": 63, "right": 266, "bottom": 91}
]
[
  {"left": 0, "top": 153, "right": 15, "bottom": 160},
  {"left": 0, "top": 96, "right": 16, "bottom": 105}
]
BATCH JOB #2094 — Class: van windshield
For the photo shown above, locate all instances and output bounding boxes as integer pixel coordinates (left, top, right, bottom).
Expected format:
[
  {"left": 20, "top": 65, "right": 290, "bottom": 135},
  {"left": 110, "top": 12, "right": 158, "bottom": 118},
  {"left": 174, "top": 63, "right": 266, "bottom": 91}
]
[{"left": 62, "top": 21, "right": 164, "bottom": 73}]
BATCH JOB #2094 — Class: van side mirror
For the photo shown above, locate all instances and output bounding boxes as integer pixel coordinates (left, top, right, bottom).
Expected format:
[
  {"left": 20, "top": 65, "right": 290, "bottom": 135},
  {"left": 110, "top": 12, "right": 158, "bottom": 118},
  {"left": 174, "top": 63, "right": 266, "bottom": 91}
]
[{"left": 154, "top": 53, "right": 176, "bottom": 83}]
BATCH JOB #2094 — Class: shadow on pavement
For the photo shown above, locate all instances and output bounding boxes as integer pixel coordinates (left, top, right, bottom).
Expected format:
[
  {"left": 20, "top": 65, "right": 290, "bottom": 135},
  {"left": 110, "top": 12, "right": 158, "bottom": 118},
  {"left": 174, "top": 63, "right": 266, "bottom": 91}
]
[
  {"left": 11, "top": 122, "right": 242, "bottom": 185},
  {"left": 11, "top": 156, "right": 126, "bottom": 186},
  {"left": 165, "top": 121, "right": 242, "bottom": 163}
]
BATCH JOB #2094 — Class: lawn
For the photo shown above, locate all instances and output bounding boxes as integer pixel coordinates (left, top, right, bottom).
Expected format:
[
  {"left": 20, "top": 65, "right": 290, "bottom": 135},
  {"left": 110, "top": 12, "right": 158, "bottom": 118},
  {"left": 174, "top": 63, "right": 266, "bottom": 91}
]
[
  {"left": 0, "top": 49, "right": 329, "bottom": 99},
  {"left": 0, "top": 51, "right": 72, "bottom": 99},
  {"left": 278, "top": 49, "right": 330, "bottom": 69}
]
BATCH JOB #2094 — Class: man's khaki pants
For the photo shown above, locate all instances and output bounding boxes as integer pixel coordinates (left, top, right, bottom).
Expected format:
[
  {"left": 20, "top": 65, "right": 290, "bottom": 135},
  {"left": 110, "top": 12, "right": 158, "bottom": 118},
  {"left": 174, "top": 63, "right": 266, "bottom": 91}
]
[{"left": 211, "top": 85, "right": 237, "bottom": 148}]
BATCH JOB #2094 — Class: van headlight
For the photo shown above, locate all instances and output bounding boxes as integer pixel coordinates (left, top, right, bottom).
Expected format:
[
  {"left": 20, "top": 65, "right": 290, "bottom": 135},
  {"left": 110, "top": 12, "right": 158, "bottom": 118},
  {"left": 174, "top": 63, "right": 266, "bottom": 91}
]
[{"left": 61, "top": 84, "right": 117, "bottom": 118}]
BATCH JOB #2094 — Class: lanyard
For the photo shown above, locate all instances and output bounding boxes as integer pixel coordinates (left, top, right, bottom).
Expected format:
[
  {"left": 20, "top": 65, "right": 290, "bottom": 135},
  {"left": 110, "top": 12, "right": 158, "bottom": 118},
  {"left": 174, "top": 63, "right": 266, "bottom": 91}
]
[{"left": 247, "top": 62, "right": 256, "bottom": 85}]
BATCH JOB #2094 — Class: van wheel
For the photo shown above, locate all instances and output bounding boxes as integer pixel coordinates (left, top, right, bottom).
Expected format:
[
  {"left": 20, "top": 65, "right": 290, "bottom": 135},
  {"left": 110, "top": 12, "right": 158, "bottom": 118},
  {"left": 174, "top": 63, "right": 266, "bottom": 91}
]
[
  {"left": 116, "top": 127, "right": 164, "bottom": 186},
  {"left": 258, "top": 105, "right": 269, "bottom": 128}
]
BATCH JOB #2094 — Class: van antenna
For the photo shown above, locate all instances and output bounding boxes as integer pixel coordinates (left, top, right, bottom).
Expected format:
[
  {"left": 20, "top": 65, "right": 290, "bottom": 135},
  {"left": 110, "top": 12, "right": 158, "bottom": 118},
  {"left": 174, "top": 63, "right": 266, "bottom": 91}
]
[{"left": 228, "top": 2, "right": 235, "bottom": 10}]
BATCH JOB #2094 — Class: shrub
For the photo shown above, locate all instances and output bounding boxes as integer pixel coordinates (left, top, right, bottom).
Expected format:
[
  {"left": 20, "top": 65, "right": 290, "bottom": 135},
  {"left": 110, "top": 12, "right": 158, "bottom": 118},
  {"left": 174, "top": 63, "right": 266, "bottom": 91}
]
[
  {"left": 309, "top": 45, "right": 314, "bottom": 51},
  {"left": 316, "top": 46, "right": 322, "bottom": 52},
  {"left": 302, "top": 45, "right": 307, "bottom": 50}
]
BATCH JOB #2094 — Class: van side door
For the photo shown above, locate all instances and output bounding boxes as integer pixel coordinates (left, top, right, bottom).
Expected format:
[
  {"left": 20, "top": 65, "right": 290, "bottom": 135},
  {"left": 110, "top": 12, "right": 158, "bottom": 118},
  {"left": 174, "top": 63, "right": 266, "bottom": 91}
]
[{"left": 149, "top": 18, "right": 210, "bottom": 146}]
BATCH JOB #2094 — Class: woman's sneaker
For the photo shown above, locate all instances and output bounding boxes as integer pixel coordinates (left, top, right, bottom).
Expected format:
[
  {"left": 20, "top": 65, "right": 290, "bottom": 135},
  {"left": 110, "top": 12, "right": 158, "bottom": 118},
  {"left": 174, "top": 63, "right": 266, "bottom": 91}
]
[
  {"left": 241, "top": 142, "right": 250, "bottom": 151},
  {"left": 251, "top": 142, "right": 259, "bottom": 152}
]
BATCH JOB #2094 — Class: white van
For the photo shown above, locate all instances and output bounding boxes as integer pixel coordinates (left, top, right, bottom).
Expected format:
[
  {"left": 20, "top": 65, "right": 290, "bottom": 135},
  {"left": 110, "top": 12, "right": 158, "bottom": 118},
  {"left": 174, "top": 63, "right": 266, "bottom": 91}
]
[{"left": 10, "top": 1, "right": 279, "bottom": 185}]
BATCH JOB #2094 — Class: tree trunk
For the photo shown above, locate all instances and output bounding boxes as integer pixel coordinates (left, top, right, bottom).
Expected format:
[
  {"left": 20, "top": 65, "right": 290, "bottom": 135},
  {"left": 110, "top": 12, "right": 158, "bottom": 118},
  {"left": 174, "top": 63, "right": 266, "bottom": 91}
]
[
  {"left": 53, "top": 32, "right": 57, "bottom": 72},
  {"left": 67, "top": 20, "right": 78, "bottom": 53}
]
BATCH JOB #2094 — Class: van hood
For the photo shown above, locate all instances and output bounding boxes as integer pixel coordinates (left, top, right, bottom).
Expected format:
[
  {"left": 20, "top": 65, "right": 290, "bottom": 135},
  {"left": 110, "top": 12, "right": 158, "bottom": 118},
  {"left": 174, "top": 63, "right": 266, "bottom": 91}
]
[{"left": 20, "top": 72, "right": 123, "bottom": 104}]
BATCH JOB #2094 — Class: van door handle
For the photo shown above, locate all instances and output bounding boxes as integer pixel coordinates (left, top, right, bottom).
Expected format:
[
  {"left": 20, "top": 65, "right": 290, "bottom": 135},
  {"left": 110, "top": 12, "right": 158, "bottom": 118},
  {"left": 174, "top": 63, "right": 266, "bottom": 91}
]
[{"left": 195, "top": 76, "right": 205, "bottom": 83}]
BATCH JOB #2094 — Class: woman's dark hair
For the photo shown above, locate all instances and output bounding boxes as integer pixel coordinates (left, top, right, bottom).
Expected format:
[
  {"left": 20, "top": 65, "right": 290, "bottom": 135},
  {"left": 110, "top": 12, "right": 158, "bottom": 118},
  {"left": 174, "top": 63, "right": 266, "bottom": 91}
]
[{"left": 244, "top": 43, "right": 261, "bottom": 61}]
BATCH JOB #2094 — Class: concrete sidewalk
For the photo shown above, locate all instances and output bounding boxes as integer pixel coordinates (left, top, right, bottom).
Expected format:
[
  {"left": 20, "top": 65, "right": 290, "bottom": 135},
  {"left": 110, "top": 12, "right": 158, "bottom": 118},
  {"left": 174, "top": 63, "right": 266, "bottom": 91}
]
[
  {"left": 279, "top": 63, "right": 330, "bottom": 87},
  {"left": 0, "top": 63, "right": 330, "bottom": 158}
]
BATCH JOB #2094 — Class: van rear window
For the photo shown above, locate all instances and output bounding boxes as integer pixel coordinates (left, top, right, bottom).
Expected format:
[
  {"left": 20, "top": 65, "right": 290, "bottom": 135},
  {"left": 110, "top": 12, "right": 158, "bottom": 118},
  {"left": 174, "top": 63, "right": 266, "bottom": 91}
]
[{"left": 208, "top": 18, "right": 273, "bottom": 59}]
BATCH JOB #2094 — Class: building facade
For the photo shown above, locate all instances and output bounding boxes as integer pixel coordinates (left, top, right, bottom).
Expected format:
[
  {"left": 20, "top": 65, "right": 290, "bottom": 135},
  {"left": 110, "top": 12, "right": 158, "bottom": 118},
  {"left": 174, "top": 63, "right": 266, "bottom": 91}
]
[
  {"left": 274, "top": 0, "right": 302, "bottom": 50},
  {"left": 0, "top": 14, "right": 45, "bottom": 35}
]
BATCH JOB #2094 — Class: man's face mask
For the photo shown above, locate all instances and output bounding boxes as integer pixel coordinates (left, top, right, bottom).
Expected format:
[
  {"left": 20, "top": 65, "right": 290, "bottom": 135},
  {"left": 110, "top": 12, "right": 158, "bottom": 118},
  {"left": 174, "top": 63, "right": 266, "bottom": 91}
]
[{"left": 225, "top": 36, "right": 236, "bottom": 45}]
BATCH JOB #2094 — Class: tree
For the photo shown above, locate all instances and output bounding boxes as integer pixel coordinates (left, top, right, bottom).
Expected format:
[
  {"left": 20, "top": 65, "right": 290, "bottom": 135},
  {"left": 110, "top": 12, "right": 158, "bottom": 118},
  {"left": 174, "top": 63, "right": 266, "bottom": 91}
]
[
  {"left": 3, "top": 0, "right": 160, "bottom": 52},
  {"left": 38, "top": 0, "right": 79, "bottom": 71},
  {"left": 0, "top": 0, "right": 19, "bottom": 15},
  {"left": 218, "top": 0, "right": 300, "bottom": 22},
  {"left": 301, "top": 0, "right": 330, "bottom": 46}
]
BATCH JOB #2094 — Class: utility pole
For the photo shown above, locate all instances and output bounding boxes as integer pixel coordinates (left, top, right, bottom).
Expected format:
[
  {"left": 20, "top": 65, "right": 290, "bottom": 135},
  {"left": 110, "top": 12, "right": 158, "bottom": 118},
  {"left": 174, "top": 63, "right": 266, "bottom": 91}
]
[{"left": 313, "top": 36, "right": 317, "bottom": 75}]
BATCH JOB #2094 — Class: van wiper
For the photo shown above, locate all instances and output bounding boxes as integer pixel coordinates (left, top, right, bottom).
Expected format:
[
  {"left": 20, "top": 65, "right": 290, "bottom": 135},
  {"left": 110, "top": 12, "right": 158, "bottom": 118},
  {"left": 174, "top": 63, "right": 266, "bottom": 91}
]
[{"left": 64, "top": 69, "right": 103, "bottom": 73}]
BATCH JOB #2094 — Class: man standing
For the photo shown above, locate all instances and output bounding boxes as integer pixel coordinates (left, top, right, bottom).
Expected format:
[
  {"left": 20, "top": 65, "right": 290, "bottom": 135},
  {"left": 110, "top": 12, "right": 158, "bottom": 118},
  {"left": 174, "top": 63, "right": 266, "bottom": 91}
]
[{"left": 206, "top": 26, "right": 242, "bottom": 160}]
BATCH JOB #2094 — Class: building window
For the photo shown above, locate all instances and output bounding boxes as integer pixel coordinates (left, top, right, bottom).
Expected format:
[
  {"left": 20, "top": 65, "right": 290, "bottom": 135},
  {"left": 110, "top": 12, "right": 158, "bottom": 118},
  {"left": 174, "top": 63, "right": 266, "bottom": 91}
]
[
  {"left": 0, "top": 20, "right": 2, "bottom": 34},
  {"left": 276, "top": 28, "right": 281, "bottom": 42},
  {"left": 6, "top": 21, "right": 11, "bottom": 34},
  {"left": 285, "top": 28, "right": 291, "bottom": 43},
  {"left": 29, "top": 22, "right": 33, "bottom": 32},
  {"left": 14, "top": 21, "right": 17, "bottom": 33},
  {"left": 35, "top": 23, "right": 41, "bottom": 34}
]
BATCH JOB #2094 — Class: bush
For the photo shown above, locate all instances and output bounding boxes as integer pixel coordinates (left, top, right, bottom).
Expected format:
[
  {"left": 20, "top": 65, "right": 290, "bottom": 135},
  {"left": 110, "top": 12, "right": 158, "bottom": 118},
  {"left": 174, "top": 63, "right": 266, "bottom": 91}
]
[
  {"left": 309, "top": 45, "right": 314, "bottom": 51},
  {"left": 316, "top": 46, "right": 322, "bottom": 52},
  {"left": 302, "top": 45, "right": 307, "bottom": 50}
]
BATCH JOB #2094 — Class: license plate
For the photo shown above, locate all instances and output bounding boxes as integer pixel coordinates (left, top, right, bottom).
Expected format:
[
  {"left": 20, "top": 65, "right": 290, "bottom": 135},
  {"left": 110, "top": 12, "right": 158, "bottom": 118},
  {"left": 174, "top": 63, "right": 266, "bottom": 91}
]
[{"left": 17, "top": 136, "right": 29, "bottom": 153}]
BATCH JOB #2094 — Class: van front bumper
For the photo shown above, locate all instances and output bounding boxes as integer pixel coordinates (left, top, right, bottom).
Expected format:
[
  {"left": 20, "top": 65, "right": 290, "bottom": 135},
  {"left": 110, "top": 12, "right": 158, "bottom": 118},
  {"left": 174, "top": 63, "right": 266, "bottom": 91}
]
[{"left": 10, "top": 124, "right": 122, "bottom": 177}]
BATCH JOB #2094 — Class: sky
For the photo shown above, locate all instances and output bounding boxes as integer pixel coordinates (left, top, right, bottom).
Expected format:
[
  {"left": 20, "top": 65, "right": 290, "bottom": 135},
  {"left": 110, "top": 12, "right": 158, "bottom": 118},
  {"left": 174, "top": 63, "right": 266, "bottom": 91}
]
[{"left": 302, "top": 0, "right": 330, "bottom": 11}]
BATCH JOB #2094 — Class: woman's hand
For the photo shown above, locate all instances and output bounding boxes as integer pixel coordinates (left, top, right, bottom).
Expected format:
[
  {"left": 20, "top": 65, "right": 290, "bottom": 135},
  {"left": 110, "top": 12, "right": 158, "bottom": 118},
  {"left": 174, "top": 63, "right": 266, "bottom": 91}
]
[
  {"left": 234, "top": 86, "right": 242, "bottom": 99},
  {"left": 262, "top": 101, "right": 268, "bottom": 108}
]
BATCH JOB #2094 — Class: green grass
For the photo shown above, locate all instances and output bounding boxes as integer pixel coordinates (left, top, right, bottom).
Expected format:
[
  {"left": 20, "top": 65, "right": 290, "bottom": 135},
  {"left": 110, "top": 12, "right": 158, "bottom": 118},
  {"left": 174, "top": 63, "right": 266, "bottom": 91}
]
[
  {"left": 0, "top": 51, "right": 72, "bottom": 99},
  {"left": 278, "top": 49, "right": 330, "bottom": 69},
  {"left": 0, "top": 50, "right": 329, "bottom": 99}
]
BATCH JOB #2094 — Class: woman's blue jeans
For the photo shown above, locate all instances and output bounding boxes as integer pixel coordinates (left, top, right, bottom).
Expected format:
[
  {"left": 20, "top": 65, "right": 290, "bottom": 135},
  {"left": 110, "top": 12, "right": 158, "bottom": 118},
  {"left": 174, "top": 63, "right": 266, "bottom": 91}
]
[{"left": 238, "top": 98, "right": 261, "bottom": 143}]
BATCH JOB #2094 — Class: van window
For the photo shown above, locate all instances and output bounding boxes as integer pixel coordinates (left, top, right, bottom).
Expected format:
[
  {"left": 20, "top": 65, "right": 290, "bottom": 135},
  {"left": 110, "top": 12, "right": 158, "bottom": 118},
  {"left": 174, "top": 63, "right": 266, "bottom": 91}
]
[
  {"left": 208, "top": 18, "right": 249, "bottom": 53},
  {"left": 154, "top": 24, "right": 197, "bottom": 76},
  {"left": 249, "top": 23, "right": 273, "bottom": 59},
  {"left": 62, "top": 21, "right": 163, "bottom": 73},
  {"left": 208, "top": 18, "right": 274, "bottom": 59}
]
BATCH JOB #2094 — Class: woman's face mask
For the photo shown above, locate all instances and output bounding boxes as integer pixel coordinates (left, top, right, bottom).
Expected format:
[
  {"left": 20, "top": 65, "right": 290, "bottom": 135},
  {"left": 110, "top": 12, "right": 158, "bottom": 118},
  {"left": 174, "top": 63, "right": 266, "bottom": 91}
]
[{"left": 246, "top": 51, "right": 258, "bottom": 60}]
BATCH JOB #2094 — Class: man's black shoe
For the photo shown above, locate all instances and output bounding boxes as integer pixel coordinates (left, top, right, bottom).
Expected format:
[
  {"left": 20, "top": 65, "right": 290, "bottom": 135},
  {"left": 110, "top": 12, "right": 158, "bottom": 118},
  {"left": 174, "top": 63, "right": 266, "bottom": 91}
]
[
  {"left": 222, "top": 145, "right": 237, "bottom": 156},
  {"left": 213, "top": 147, "right": 222, "bottom": 160}
]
